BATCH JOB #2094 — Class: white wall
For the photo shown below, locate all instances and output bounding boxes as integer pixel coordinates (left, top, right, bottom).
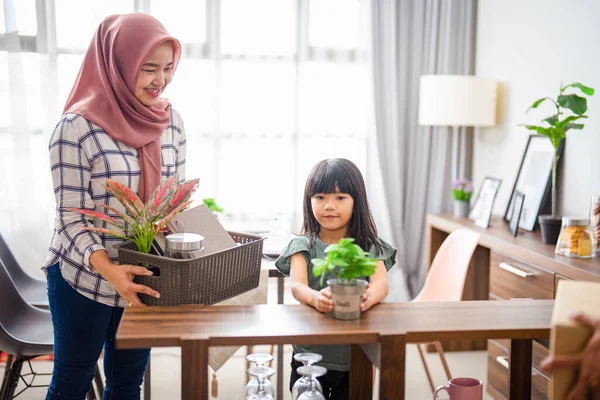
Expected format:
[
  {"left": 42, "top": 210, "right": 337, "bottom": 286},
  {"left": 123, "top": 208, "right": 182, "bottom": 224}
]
[{"left": 474, "top": 0, "right": 600, "bottom": 218}]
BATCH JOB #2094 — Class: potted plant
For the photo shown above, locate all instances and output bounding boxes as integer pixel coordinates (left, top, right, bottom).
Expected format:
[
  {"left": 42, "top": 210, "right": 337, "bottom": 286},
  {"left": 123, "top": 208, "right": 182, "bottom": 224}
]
[
  {"left": 522, "top": 82, "right": 594, "bottom": 244},
  {"left": 70, "top": 175, "right": 199, "bottom": 254},
  {"left": 202, "top": 198, "right": 224, "bottom": 219},
  {"left": 451, "top": 178, "right": 473, "bottom": 218},
  {"left": 311, "top": 238, "right": 377, "bottom": 320}
]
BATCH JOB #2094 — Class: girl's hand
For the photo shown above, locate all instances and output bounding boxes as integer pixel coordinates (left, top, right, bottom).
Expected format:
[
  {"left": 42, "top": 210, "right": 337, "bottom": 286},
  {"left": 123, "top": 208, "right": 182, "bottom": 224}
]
[
  {"left": 541, "top": 312, "right": 600, "bottom": 400},
  {"left": 361, "top": 283, "right": 376, "bottom": 312},
  {"left": 102, "top": 263, "right": 161, "bottom": 307},
  {"left": 314, "top": 287, "right": 334, "bottom": 313}
]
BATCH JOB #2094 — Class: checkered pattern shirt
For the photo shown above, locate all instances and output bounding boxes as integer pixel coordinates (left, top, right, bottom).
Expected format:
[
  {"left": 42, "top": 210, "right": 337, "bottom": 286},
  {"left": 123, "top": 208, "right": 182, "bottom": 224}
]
[{"left": 42, "top": 110, "right": 186, "bottom": 307}]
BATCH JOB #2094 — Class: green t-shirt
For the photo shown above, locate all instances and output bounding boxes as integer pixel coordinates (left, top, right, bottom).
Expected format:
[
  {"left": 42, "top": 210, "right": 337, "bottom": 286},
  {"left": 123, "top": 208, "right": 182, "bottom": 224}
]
[{"left": 275, "top": 235, "right": 397, "bottom": 371}]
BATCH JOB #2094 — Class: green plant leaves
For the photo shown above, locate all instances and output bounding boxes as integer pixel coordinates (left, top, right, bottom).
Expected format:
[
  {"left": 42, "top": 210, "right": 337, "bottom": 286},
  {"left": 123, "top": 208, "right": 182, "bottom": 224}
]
[
  {"left": 528, "top": 97, "right": 549, "bottom": 111},
  {"left": 558, "top": 94, "right": 588, "bottom": 115},
  {"left": 563, "top": 82, "right": 595, "bottom": 96},
  {"left": 543, "top": 114, "right": 559, "bottom": 126},
  {"left": 522, "top": 125, "right": 549, "bottom": 135},
  {"left": 311, "top": 238, "right": 378, "bottom": 283}
]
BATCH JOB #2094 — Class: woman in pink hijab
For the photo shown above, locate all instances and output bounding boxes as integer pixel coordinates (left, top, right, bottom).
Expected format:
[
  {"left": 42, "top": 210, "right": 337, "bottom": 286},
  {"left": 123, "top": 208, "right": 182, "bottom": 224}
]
[{"left": 43, "top": 13, "right": 184, "bottom": 399}]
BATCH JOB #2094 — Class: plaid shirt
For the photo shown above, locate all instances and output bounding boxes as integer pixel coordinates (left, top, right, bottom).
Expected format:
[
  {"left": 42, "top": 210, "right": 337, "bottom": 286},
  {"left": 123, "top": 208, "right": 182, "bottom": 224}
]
[{"left": 42, "top": 110, "right": 186, "bottom": 307}]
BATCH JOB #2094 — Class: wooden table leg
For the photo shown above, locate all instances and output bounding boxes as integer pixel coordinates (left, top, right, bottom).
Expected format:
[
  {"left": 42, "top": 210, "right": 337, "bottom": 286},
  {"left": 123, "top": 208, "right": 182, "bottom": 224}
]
[
  {"left": 276, "top": 275, "right": 284, "bottom": 400},
  {"left": 509, "top": 339, "right": 532, "bottom": 400},
  {"left": 379, "top": 334, "right": 406, "bottom": 400},
  {"left": 143, "top": 355, "right": 151, "bottom": 400},
  {"left": 350, "top": 344, "right": 373, "bottom": 400},
  {"left": 181, "top": 339, "right": 209, "bottom": 400}
]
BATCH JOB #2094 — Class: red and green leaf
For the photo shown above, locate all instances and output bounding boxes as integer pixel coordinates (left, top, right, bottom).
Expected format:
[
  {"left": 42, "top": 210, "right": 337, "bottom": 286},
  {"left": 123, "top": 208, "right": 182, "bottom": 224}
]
[
  {"left": 164, "top": 179, "right": 199, "bottom": 215},
  {"left": 154, "top": 200, "right": 193, "bottom": 232},
  {"left": 82, "top": 226, "right": 127, "bottom": 239},
  {"left": 105, "top": 180, "right": 144, "bottom": 215},
  {"left": 93, "top": 202, "right": 135, "bottom": 227},
  {"left": 69, "top": 208, "right": 124, "bottom": 229}
]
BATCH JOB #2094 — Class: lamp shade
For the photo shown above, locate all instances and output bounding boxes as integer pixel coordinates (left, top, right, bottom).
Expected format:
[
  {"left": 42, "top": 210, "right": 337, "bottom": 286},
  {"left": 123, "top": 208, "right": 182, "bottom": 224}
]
[{"left": 418, "top": 75, "right": 497, "bottom": 127}]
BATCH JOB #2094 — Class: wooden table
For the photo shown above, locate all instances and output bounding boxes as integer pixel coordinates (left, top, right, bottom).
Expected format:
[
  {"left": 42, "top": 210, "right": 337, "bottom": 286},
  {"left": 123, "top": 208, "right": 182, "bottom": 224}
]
[{"left": 117, "top": 299, "right": 553, "bottom": 400}]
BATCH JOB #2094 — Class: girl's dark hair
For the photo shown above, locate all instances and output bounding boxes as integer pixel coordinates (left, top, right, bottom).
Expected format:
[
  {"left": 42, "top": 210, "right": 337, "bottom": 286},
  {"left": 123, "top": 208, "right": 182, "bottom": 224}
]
[{"left": 302, "top": 158, "right": 381, "bottom": 255}]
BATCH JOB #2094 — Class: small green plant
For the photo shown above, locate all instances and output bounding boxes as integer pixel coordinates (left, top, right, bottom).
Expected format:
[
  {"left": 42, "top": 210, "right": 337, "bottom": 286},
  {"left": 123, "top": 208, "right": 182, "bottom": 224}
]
[
  {"left": 522, "top": 82, "right": 594, "bottom": 217},
  {"left": 451, "top": 178, "right": 473, "bottom": 201},
  {"left": 202, "top": 198, "right": 224, "bottom": 213},
  {"left": 312, "top": 238, "right": 377, "bottom": 284}
]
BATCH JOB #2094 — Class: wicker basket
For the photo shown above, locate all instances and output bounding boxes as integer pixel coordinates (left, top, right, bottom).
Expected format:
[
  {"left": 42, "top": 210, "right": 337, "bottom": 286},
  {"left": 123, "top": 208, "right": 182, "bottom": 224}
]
[{"left": 116, "top": 231, "right": 265, "bottom": 306}]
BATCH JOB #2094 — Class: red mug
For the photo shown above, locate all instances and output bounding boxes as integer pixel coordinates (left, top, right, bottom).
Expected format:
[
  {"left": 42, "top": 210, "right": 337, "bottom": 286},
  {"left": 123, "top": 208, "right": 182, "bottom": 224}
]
[{"left": 433, "top": 377, "right": 483, "bottom": 400}]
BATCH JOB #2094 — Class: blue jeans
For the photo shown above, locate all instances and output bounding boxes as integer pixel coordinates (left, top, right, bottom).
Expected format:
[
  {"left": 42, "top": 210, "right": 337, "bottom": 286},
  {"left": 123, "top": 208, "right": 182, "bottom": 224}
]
[{"left": 45, "top": 263, "right": 150, "bottom": 400}]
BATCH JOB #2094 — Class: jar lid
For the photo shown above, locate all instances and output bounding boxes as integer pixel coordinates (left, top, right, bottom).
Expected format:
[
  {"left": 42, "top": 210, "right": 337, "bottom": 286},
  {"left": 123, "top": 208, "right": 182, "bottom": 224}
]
[
  {"left": 592, "top": 195, "right": 600, "bottom": 204},
  {"left": 562, "top": 217, "right": 590, "bottom": 226},
  {"left": 165, "top": 233, "right": 204, "bottom": 251}
]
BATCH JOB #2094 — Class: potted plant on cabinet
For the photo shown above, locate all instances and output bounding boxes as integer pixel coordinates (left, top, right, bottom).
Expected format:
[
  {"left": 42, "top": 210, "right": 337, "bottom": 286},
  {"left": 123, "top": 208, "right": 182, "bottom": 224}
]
[
  {"left": 451, "top": 178, "right": 473, "bottom": 218},
  {"left": 522, "top": 82, "right": 594, "bottom": 244},
  {"left": 311, "top": 238, "right": 377, "bottom": 320}
]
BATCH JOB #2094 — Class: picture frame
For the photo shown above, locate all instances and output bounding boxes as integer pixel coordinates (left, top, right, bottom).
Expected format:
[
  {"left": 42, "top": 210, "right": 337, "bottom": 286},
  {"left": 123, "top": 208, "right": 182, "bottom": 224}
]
[
  {"left": 509, "top": 191, "right": 525, "bottom": 237},
  {"left": 504, "top": 135, "right": 565, "bottom": 231},
  {"left": 468, "top": 177, "right": 502, "bottom": 228}
]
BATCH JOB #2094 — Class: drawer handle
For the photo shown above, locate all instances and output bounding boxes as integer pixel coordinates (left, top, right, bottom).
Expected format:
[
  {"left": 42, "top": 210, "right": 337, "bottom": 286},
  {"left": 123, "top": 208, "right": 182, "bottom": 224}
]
[
  {"left": 496, "top": 355, "right": 510, "bottom": 369},
  {"left": 495, "top": 355, "right": 539, "bottom": 376},
  {"left": 498, "top": 262, "right": 533, "bottom": 278}
]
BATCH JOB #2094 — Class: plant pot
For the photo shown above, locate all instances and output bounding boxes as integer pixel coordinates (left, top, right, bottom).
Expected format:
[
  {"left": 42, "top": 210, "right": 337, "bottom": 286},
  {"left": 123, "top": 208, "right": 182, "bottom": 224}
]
[
  {"left": 539, "top": 215, "right": 562, "bottom": 244},
  {"left": 327, "top": 279, "right": 368, "bottom": 320},
  {"left": 453, "top": 200, "right": 470, "bottom": 218}
]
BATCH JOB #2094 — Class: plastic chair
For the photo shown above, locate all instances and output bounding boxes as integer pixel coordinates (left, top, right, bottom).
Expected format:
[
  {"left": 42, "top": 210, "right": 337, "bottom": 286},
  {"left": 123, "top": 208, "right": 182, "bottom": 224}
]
[
  {"left": 0, "top": 233, "right": 48, "bottom": 308},
  {"left": 0, "top": 259, "right": 103, "bottom": 399},
  {"left": 411, "top": 228, "right": 480, "bottom": 393}
]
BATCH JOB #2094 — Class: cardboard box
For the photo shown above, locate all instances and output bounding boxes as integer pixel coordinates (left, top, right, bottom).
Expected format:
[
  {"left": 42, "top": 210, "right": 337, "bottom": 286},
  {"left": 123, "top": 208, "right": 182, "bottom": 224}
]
[{"left": 549, "top": 280, "right": 600, "bottom": 399}]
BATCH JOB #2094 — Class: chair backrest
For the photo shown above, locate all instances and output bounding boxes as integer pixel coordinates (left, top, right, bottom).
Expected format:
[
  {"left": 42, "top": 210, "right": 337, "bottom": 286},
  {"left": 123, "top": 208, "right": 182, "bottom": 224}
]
[
  {"left": 412, "top": 228, "right": 480, "bottom": 302},
  {"left": 0, "top": 259, "right": 54, "bottom": 357},
  {"left": 0, "top": 259, "right": 37, "bottom": 352},
  {"left": 0, "top": 232, "right": 30, "bottom": 286}
]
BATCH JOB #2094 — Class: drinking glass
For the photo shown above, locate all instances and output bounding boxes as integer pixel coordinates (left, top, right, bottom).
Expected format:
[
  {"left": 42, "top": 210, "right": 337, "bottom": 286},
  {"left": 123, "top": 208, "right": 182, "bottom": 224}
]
[
  {"left": 291, "top": 353, "right": 323, "bottom": 399},
  {"left": 245, "top": 353, "right": 275, "bottom": 397},
  {"left": 246, "top": 366, "right": 276, "bottom": 400},
  {"left": 297, "top": 366, "right": 327, "bottom": 400}
]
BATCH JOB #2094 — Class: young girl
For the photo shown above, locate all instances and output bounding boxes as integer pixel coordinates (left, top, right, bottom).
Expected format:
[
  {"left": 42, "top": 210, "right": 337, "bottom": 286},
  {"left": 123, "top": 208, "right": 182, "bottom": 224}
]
[{"left": 275, "top": 158, "right": 396, "bottom": 400}]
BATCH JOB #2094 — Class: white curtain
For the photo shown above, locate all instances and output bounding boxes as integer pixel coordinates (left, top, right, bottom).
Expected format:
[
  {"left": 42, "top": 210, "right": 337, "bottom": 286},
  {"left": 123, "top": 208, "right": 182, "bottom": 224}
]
[
  {"left": 1, "top": 0, "right": 372, "bottom": 276},
  {"left": 367, "top": 0, "right": 477, "bottom": 298}
]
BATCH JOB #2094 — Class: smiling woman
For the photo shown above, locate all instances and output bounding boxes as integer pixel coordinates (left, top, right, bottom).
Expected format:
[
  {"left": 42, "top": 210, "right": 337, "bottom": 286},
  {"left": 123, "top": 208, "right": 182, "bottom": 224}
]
[
  {"left": 135, "top": 42, "right": 175, "bottom": 106},
  {"left": 42, "top": 13, "right": 187, "bottom": 400}
]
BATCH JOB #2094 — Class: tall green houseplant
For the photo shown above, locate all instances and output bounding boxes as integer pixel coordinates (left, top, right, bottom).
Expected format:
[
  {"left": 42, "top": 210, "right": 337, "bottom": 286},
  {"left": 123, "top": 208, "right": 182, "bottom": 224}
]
[{"left": 522, "top": 82, "right": 594, "bottom": 243}]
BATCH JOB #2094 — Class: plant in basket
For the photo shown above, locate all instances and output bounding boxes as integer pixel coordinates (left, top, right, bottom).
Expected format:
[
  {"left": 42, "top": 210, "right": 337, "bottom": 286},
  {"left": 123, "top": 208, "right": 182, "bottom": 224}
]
[
  {"left": 312, "top": 238, "right": 377, "bottom": 320},
  {"left": 70, "top": 175, "right": 199, "bottom": 254}
]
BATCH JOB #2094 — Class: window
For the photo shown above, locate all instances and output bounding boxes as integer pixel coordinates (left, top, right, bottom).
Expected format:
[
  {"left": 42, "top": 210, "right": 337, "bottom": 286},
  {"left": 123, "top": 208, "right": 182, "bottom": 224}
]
[{"left": 1, "top": 0, "right": 368, "bottom": 239}]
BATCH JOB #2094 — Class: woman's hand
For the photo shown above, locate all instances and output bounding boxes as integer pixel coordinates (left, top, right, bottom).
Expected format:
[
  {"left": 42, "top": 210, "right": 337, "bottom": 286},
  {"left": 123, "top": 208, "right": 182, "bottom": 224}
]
[
  {"left": 102, "top": 263, "right": 161, "bottom": 307},
  {"left": 541, "top": 312, "right": 600, "bottom": 400},
  {"left": 313, "top": 287, "right": 334, "bottom": 313},
  {"left": 90, "top": 250, "right": 160, "bottom": 307}
]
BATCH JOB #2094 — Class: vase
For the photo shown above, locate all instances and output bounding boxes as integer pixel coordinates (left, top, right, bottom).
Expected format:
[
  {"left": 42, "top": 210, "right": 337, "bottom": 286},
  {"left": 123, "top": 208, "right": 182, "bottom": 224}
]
[
  {"left": 539, "top": 215, "right": 562, "bottom": 244},
  {"left": 453, "top": 200, "right": 470, "bottom": 218},
  {"left": 327, "top": 279, "right": 368, "bottom": 320}
]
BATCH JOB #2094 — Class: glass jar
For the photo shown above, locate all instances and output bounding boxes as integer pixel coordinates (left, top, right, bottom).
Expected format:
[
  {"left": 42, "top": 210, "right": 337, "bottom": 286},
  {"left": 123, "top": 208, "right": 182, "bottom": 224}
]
[
  {"left": 165, "top": 233, "right": 205, "bottom": 259},
  {"left": 590, "top": 196, "right": 600, "bottom": 252},
  {"left": 555, "top": 217, "right": 595, "bottom": 258}
]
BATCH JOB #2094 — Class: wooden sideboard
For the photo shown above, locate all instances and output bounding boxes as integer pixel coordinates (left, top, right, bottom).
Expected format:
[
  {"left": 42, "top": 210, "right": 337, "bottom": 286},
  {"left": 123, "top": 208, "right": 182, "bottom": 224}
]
[{"left": 426, "top": 213, "right": 600, "bottom": 400}]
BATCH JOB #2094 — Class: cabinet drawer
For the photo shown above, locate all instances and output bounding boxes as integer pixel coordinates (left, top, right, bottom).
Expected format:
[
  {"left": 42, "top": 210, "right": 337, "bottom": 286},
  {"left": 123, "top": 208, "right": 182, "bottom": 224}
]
[
  {"left": 490, "top": 251, "right": 554, "bottom": 300},
  {"left": 554, "top": 274, "right": 572, "bottom": 297},
  {"left": 489, "top": 339, "right": 549, "bottom": 378},
  {"left": 487, "top": 340, "right": 549, "bottom": 400}
]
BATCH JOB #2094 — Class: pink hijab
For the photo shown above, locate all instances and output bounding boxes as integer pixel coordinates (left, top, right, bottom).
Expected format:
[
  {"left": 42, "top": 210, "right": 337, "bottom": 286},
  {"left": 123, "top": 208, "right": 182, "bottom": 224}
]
[{"left": 63, "top": 13, "right": 182, "bottom": 203}]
